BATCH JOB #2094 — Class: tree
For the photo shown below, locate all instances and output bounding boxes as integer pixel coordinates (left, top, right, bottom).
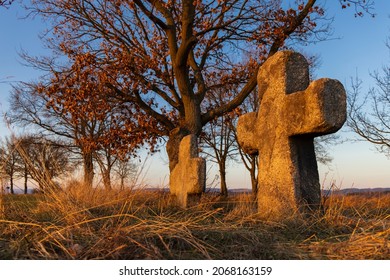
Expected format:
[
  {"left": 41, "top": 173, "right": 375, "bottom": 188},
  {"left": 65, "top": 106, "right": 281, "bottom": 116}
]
[
  {"left": 0, "top": 135, "right": 70, "bottom": 193},
  {"left": 313, "top": 135, "right": 340, "bottom": 165},
  {"left": 201, "top": 111, "right": 238, "bottom": 197},
  {"left": 0, "top": 136, "right": 33, "bottom": 194},
  {"left": 339, "top": 0, "right": 375, "bottom": 17},
  {"left": 113, "top": 158, "right": 138, "bottom": 190},
  {"left": 26, "top": 1, "right": 330, "bottom": 167},
  {"left": 13, "top": 135, "right": 33, "bottom": 194},
  {"left": 8, "top": 60, "right": 142, "bottom": 189},
  {"left": 0, "top": 0, "right": 14, "bottom": 7},
  {"left": 0, "top": 137, "right": 19, "bottom": 194},
  {"left": 16, "top": 136, "right": 72, "bottom": 191},
  {"left": 0, "top": 165, "right": 8, "bottom": 193},
  {"left": 9, "top": 52, "right": 153, "bottom": 190},
  {"left": 94, "top": 143, "right": 117, "bottom": 190},
  {"left": 200, "top": 77, "right": 244, "bottom": 196},
  {"left": 9, "top": 82, "right": 96, "bottom": 188},
  {"left": 19, "top": 0, "right": 372, "bottom": 190},
  {"left": 348, "top": 42, "right": 390, "bottom": 155}
]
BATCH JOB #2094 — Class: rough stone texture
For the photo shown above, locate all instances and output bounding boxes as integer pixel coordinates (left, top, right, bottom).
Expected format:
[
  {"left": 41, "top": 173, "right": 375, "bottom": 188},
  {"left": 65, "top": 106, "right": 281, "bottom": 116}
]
[
  {"left": 170, "top": 134, "right": 206, "bottom": 207},
  {"left": 237, "top": 51, "right": 346, "bottom": 220}
]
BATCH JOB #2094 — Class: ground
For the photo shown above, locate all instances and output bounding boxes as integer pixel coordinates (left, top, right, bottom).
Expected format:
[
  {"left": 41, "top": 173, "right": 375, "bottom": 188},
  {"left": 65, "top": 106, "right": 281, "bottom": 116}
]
[{"left": 0, "top": 188, "right": 389, "bottom": 259}]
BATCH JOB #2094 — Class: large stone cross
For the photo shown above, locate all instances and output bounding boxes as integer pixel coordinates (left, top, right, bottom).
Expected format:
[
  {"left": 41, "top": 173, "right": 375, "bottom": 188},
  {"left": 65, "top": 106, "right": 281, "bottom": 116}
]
[
  {"left": 170, "top": 134, "right": 206, "bottom": 207},
  {"left": 237, "top": 51, "right": 346, "bottom": 220}
]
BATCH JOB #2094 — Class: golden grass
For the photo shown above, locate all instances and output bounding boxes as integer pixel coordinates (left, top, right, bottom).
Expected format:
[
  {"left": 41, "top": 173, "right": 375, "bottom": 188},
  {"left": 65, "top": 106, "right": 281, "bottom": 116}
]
[
  {"left": 0, "top": 185, "right": 389, "bottom": 259},
  {"left": 298, "top": 193, "right": 390, "bottom": 259}
]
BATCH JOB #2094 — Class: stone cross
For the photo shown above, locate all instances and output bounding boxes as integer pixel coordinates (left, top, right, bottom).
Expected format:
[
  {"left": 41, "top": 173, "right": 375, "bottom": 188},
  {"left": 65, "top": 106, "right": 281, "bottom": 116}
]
[
  {"left": 237, "top": 51, "right": 346, "bottom": 220},
  {"left": 170, "top": 134, "right": 206, "bottom": 207}
]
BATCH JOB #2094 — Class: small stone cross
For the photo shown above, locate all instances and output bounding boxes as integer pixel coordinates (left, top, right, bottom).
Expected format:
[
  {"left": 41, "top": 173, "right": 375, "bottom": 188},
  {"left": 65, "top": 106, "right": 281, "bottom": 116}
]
[
  {"left": 170, "top": 134, "right": 206, "bottom": 207},
  {"left": 237, "top": 51, "right": 346, "bottom": 220}
]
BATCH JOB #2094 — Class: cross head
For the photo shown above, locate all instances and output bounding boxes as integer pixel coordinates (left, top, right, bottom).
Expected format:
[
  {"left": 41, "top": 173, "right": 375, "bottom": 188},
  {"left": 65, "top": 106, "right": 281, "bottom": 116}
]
[{"left": 237, "top": 51, "right": 346, "bottom": 219}]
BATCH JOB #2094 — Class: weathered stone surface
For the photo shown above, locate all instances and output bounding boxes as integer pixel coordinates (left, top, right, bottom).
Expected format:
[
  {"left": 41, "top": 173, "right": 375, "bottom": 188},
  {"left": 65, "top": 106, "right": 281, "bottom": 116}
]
[
  {"left": 237, "top": 51, "right": 346, "bottom": 220},
  {"left": 170, "top": 134, "right": 206, "bottom": 207}
]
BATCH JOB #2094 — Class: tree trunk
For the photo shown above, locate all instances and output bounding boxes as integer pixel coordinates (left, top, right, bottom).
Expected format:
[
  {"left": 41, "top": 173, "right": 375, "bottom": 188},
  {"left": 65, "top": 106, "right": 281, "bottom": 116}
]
[
  {"left": 219, "top": 160, "right": 228, "bottom": 197},
  {"left": 102, "top": 169, "right": 112, "bottom": 191},
  {"left": 120, "top": 177, "right": 124, "bottom": 191},
  {"left": 83, "top": 151, "right": 94, "bottom": 188},
  {"left": 250, "top": 155, "right": 258, "bottom": 201},
  {"left": 10, "top": 175, "right": 14, "bottom": 194},
  {"left": 167, "top": 97, "right": 203, "bottom": 171},
  {"left": 94, "top": 150, "right": 114, "bottom": 191},
  {"left": 166, "top": 127, "right": 190, "bottom": 172},
  {"left": 24, "top": 167, "right": 28, "bottom": 194}
]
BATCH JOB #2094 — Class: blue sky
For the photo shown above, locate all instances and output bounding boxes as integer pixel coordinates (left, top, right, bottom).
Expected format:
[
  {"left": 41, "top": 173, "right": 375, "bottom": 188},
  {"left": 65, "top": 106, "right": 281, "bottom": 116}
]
[
  {"left": 301, "top": 1, "right": 390, "bottom": 189},
  {"left": 1, "top": 1, "right": 390, "bottom": 189}
]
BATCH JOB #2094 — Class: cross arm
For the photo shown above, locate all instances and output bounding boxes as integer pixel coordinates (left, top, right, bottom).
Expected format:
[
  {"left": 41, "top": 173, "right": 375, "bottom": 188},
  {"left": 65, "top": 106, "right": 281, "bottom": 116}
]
[
  {"left": 236, "top": 112, "right": 259, "bottom": 155},
  {"left": 285, "top": 78, "right": 347, "bottom": 136}
]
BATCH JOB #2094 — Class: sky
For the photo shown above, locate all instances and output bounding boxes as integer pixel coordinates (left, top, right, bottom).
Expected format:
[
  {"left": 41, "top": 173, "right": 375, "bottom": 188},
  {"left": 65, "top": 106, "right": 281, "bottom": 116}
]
[{"left": 1, "top": 1, "right": 390, "bottom": 190}]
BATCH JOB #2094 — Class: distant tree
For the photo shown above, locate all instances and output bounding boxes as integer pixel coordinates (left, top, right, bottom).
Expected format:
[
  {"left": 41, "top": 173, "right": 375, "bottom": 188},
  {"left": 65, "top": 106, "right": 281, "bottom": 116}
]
[
  {"left": 9, "top": 82, "right": 99, "bottom": 187},
  {"left": 0, "top": 166, "right": 8, "bottom": 193},
  {"left": 8, "top": 67, "right": 139, "bottom": 189},
  {"left": 0, "top": 135, "right": 43, "bottom": 194},
  {"left": 348, "top": 41, "right": 390, "bottom": 156},
  {"left": 16, "top": 136, "right": 72, "bottom": 191},
  {"left": 113, "top": 158, "right": 138, "bottom": 191},
  {"left": 9, "top": 58, "right": 149, "bottom": 190},
  {"left": 0, "top": 137, "right": 18, "bottom": 194},
  {"left": 14, "top": 136, "right": 32, "bottom": 194},
  {"left": 200, "top": 78, "right": 244, "bottom": 196},
  {"left": 314, "top": 135, "right": 340, "bottom": 166},
  {"left": 201, "top": 112, "right": 238, "bottom": 197}
]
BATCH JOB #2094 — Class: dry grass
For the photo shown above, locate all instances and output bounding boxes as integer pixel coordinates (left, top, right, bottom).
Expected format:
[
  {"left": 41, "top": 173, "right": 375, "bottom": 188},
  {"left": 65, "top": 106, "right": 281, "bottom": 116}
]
[
  {"left": 299, "top": 193, "right": 390, "bottom": 259},
  {"left": 0, "top": 185, "right": 389, "bottom": 260}
]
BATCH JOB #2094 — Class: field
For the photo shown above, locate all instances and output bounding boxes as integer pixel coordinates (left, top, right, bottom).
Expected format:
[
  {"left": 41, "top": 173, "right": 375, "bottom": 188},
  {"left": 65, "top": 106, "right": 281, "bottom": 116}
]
[{"left": 0, "top": 186, "right": 389, "bottom": 259}]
